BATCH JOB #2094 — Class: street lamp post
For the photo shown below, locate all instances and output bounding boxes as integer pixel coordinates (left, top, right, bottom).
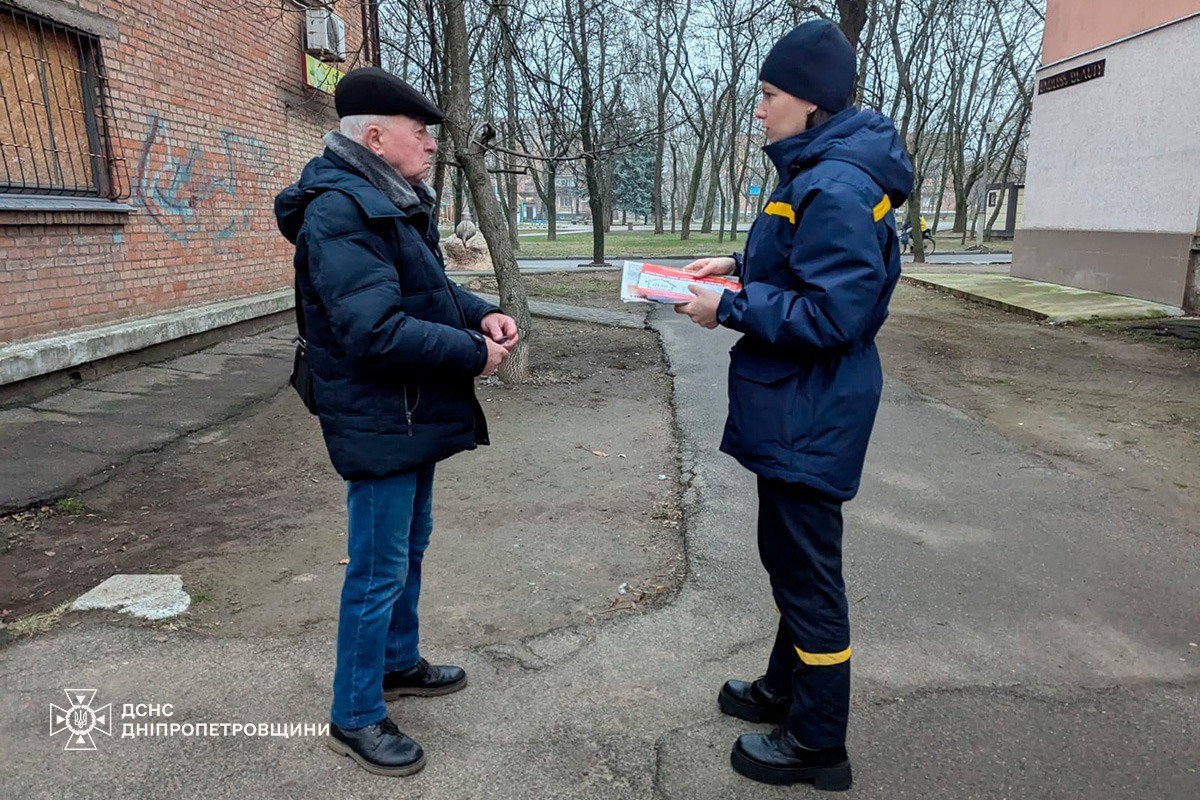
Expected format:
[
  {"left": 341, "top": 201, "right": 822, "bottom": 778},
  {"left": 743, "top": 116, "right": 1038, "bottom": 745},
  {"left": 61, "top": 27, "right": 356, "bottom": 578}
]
[{"left": 976, "top": 121, "right": 999, "bottom": 247}]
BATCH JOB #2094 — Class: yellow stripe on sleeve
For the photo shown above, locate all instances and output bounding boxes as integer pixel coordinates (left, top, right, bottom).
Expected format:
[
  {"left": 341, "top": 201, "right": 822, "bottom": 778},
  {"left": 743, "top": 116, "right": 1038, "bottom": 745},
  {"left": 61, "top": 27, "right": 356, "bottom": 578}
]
[
  {"left": 873, "top": 195, "right": 892, "bottom": 222},
  {"left": 764, "top": 201, "right": 796, "bottom": 224}
]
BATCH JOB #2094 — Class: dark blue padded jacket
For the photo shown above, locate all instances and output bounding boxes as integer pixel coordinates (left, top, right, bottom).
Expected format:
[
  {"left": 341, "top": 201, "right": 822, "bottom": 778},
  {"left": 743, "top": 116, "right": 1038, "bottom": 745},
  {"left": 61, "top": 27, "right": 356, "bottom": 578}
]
[
  {"left": 717, "top": 108, "right": 913, "bottom": 500},
  {"left": 275, "top": 149, "right": 498, "bottom": 480}
]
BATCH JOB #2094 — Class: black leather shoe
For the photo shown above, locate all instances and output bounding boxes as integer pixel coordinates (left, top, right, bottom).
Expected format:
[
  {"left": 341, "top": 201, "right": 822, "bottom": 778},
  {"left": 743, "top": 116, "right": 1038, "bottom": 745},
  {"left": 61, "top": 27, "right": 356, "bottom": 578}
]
[
  {"left": 383, "top": 657, "right": 467, "bottom": 700},
  {"left": 718, "top": 677, "right": 790, "bottom": 724},
  {"left": 731, "top": 727, "right": 852, "bottom": 791},
  {"left": 327, "top": 718, "right": 426, "bottom": 777}
]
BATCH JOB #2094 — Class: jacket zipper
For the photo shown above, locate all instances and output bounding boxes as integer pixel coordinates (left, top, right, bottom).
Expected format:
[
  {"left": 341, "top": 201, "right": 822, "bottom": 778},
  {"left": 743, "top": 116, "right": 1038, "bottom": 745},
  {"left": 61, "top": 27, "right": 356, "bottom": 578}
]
[{"left": 403, "top": 385, "right": 420, "bottom": 436}]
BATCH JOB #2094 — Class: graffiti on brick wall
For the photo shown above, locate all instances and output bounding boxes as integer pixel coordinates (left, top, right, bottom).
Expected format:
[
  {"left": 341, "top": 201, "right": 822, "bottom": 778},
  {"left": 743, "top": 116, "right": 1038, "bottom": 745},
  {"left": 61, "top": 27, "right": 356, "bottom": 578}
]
[{"left": 134, "top": 115, "right": 278, "bottom": 244}]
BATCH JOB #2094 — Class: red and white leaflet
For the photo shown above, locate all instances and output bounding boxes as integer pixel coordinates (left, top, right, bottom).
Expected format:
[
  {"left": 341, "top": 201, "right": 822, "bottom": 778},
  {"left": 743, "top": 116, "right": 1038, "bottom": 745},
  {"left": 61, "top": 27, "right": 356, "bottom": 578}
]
[{"left": 620, "top": 261, "right": 741, "bottom": 304}]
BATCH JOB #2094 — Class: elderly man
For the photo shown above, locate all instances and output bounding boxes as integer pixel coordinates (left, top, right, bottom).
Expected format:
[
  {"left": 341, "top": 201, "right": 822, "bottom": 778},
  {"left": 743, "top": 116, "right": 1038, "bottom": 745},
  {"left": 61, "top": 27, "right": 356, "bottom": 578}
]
[{"left": 274, "top": 68, "right": 517, "bottom": 777}]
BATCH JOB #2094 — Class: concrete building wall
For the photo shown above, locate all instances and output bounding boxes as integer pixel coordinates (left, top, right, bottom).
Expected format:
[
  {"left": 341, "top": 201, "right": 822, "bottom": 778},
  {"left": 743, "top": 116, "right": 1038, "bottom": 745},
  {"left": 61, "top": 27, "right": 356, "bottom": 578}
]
[
  {"left": 0, "top": 0, "right": 369, "bottom": 352},
  {"left": 1014, "top": 10, "right": 1200, "bottom": 307},
  {"left": 1042, "top": 0, "right": 1199, "bottom": 64}
]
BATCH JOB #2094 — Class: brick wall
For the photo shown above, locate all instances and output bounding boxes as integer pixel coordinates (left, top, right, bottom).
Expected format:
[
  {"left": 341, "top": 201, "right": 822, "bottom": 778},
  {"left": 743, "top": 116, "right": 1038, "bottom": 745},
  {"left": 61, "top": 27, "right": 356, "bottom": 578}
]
[{"left": 0, "top": 0, "right": 371, "bottom": 345}]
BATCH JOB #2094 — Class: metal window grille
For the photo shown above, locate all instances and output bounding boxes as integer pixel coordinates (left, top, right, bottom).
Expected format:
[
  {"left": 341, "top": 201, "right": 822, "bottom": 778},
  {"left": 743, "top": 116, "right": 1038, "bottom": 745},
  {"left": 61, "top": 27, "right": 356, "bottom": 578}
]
[{"left": 0, "top": 3, "right": 127, "bottom": 199}]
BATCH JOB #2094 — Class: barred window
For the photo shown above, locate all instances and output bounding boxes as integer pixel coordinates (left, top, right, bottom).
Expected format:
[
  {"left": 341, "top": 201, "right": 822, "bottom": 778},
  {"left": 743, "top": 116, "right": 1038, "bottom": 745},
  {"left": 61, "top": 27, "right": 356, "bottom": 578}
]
[{"left": 0, "top": 4, "right": 123, "bottom": 198}]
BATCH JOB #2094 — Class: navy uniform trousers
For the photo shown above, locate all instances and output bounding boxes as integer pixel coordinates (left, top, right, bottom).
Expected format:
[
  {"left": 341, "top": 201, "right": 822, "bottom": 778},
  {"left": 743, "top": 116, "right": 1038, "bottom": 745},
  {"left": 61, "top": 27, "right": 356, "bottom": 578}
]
[{"left": 756, "top": 476, "right": 850, "bottom": 749}]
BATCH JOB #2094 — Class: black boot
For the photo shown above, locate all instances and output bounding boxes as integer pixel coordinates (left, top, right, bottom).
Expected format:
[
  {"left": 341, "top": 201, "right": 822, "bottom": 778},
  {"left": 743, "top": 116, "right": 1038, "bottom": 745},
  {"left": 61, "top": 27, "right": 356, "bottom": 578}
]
[
  {"left": 718, "top": 677, "right": 790, "bottom": 724},
  {"left": 327, "top": 718, "right": 426, "bottom": 777},
  {"left": 383, "top": 657, "right": 467, "bottom": 700},
  {"left": 731, "top": 727, "right": 852, "bottom": 791}
]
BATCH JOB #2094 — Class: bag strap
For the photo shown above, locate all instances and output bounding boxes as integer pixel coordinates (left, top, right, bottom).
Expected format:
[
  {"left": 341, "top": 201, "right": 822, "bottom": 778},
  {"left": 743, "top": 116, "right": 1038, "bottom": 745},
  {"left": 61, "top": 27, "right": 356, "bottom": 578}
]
[
  {"left": 293, "top": 271, "right": 306, "bottom": 343},
  {"left": 293, "top": 186, "right": 325, "bottom": 344}
]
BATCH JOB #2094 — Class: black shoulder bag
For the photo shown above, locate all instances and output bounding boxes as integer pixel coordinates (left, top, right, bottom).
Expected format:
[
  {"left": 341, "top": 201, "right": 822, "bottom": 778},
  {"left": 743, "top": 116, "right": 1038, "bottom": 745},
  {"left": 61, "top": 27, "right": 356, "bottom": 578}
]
[{"left": 290, "top": 277, "right": 319, "bottom": 415}]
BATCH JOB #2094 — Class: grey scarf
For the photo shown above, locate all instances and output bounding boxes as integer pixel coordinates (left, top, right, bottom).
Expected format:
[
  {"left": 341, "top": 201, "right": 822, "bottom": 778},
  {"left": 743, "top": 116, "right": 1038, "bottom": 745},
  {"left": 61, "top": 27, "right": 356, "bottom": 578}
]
[{"left": 323, "top": 130, "right": 435, "bottom": 213}]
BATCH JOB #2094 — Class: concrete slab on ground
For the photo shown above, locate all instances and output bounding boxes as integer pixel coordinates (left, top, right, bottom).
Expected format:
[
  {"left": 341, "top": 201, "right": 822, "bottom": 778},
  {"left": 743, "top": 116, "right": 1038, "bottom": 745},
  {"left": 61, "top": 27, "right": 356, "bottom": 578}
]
[
  {"left": 71, "top": 575, "right": 191, "bottom": 620},
  {"left": 904, "top": 272, "right": 1181, "bottom": 323}
]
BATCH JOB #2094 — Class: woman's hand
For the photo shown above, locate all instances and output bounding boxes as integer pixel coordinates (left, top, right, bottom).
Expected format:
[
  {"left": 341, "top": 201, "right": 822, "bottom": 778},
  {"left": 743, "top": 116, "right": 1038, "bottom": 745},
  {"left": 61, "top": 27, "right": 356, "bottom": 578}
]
[
  {"left": 674, "top": 285, "right": 724, "bottom": 329},
  {"left": 681, "top": 256, "right": 736, "bottom": 278}
]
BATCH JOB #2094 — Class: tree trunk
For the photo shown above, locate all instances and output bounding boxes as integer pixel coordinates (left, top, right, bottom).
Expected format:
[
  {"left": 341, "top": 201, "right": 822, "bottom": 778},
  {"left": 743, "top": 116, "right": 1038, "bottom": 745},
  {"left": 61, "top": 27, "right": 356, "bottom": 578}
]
[
  {"left": 546, "top": 163, "right": 558, "bottom": 241},
  {"left": 854, "top": 0, "right": 880, "bottom": 100},
  {"left": 727, "top": 115, "right": 740, "bottom": 241},
  {"left": 680, "top": 133, "right": 708, "bottom": 240},
  {"left": 724, "top": 20, "right": 741, "bottom": 242},
  {"left": 431, "top": 16, "right": 449, "bottom": 221},
  {"left": 907, "top": 192, "right": 926, "bottom": 263},
  {"left": 836, "top": 0, "right": 870, "bottom": 49},
  {"left": 717, "top": 188, "right": 726, "bottom": 244},
  {"left": 669, "top": 141, "right": 678, "bottom": 235},
  {"left": 652, "top": 7, "right": 667, "bottom": 235},
  {"left": 954, "top": 187, "right": 969, "bottom": 243},
  {"left": 432, "top": 133, "right": 448, "bottom": 222},
  {"left": 442, "top": 0, "right": 531, "bottom": 382},
  {"left": 453, "top": 168, "right": 465, "bottom": 226},
  {"left": 603, "top": 152, "right": 615, "bottom": 234},
  {"left": 500, "top": 0, "right": 520, "bottom": 251},
  {"left": 932, "top": 164, "right": 948, "bottom": 233},
  {"left": 701, "top": 176, "right": 717, "bottom": 233}
]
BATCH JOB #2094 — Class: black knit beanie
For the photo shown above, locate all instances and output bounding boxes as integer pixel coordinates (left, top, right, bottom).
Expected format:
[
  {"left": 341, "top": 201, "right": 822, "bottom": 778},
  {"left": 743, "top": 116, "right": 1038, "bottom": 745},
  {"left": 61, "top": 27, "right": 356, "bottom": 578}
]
[{"left": 758, "top": 20, "right": 856, "bottom": 113}]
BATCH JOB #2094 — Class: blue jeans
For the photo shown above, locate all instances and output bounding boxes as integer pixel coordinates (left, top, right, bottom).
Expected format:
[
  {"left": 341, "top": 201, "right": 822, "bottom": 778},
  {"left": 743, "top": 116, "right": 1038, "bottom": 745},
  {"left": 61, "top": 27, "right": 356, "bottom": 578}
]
[{"left": 330, "top": 466, "right": 435, "bottom": 730}]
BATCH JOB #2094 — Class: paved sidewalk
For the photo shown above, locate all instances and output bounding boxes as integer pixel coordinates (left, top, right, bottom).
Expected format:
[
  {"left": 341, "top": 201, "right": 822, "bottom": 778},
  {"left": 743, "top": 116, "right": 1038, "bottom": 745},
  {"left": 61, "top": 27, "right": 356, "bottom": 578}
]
[{"left": 2, "top": 307, "right": 1197, "bottom": 798}]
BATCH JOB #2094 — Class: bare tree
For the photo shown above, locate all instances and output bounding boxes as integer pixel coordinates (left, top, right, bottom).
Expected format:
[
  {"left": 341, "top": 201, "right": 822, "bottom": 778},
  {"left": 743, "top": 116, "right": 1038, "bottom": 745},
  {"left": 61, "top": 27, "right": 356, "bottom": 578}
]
[
  {"left": 670, "top": 57, "right": 727, "bottom": 239},
  {"left": 562, "top": 0, "right": 607, "bottom": 263},
  {"left": 638, "top": 0, "right": 691, "bottom": 234},
  {"left": 441, "top": 0, "right": 532, "bottom": 382},
  {"left": 884, "top": 0, "right": 948, "bottom": 262},
  {"left": 378, "top": 0, "right": 1041, "bottom": 260}
]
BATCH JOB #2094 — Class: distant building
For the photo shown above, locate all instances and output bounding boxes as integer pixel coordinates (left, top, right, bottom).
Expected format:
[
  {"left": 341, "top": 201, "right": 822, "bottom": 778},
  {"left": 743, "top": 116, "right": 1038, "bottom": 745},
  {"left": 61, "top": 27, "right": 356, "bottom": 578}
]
[
  {"left": 513, "top": 166, "right": 584, "bottom": 223},
  {"left": 1014, "top": 0, "right": 1200, "bottom": 310},
  {"left": 985, "top": 183, "right": 1025, "bottom": 240}
]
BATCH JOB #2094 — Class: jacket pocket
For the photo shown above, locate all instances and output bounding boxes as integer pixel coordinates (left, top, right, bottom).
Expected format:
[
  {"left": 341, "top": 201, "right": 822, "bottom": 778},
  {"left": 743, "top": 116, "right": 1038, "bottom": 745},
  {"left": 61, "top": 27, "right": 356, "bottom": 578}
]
[
  {"left": 395, "top": 241, "right": 443, "bottom": 294},
  {"left": 726, "top": 348, "right": 811, "bottom": 459}
]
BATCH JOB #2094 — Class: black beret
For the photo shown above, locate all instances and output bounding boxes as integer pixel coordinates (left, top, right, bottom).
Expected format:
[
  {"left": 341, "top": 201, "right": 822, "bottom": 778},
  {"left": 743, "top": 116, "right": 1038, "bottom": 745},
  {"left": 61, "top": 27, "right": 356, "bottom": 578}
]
[{"left": 334, "top": 67, "right": 445, "bottom": 124}]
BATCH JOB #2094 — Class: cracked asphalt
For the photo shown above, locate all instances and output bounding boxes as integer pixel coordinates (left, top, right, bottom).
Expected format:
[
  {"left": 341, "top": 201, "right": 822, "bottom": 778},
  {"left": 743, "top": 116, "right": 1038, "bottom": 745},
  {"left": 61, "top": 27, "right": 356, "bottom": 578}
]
[{"left": 2, "top": 308, "right": 1197, "bottom": 799}]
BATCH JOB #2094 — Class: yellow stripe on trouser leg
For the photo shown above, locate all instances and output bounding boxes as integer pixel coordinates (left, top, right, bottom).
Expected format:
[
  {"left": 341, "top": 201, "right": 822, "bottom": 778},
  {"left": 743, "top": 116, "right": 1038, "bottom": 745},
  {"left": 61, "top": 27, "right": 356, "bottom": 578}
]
[{"left": 794, "top": 645, "right": 852, "bottom": 666}]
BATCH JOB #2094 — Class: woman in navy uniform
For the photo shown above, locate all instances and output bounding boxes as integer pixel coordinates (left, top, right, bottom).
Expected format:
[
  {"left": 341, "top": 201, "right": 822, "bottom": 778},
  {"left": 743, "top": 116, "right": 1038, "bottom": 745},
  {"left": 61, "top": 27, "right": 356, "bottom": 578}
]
[{"left": 676, "top": 19, "right": 913, "bottom": 791}]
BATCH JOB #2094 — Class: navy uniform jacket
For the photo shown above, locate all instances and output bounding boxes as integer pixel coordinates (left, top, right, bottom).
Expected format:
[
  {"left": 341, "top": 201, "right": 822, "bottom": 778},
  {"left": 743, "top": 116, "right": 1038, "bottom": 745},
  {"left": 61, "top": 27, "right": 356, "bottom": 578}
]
[
  {"left": 717, "top": 109, "right": 913, "bottom": 501},
  {"left": 274, "top": 150, "right": 499, "bottom": 480}
]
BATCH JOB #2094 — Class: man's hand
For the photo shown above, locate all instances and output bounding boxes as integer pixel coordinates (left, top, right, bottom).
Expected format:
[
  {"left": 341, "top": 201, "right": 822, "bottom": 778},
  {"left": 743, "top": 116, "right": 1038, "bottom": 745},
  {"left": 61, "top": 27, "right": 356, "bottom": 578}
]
[
  {"left": 481, "top": 337, "right": 509, "bottom": 377},
  {"left": 681, "top": 256, "right": 736, "bottom": 278},
  {"left": 675, "top": 285, "right": 724, "bottom": 329},
  {"left": 480, "top": 312, "right": 520, "bottom": 352}
]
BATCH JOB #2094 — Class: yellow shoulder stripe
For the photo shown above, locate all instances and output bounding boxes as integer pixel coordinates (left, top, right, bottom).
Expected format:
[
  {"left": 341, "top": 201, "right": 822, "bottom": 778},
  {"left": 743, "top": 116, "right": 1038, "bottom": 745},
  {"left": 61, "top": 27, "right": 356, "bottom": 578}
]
[
  {"left": 795, "top": 645, "right": 852, "bottom": 666},
  {"left": 764, "top": 201, "right": 796, "bottom": 224},
  {"left": 767, "top": 196, "right": 889, "bottom": 224},
  {"left": 873, "top": 195, "right": 892, "bottom": 222}
]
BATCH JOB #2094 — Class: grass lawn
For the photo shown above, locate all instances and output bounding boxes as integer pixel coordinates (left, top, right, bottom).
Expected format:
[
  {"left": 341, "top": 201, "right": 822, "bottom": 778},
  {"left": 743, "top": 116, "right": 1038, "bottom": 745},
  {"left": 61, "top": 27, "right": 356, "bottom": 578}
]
[
  {"left": 438, "top": 228, "right": 1011, "bottom": 259},
  {"left": 512, "top": 230, "right": 748, "bottom": 259}
]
